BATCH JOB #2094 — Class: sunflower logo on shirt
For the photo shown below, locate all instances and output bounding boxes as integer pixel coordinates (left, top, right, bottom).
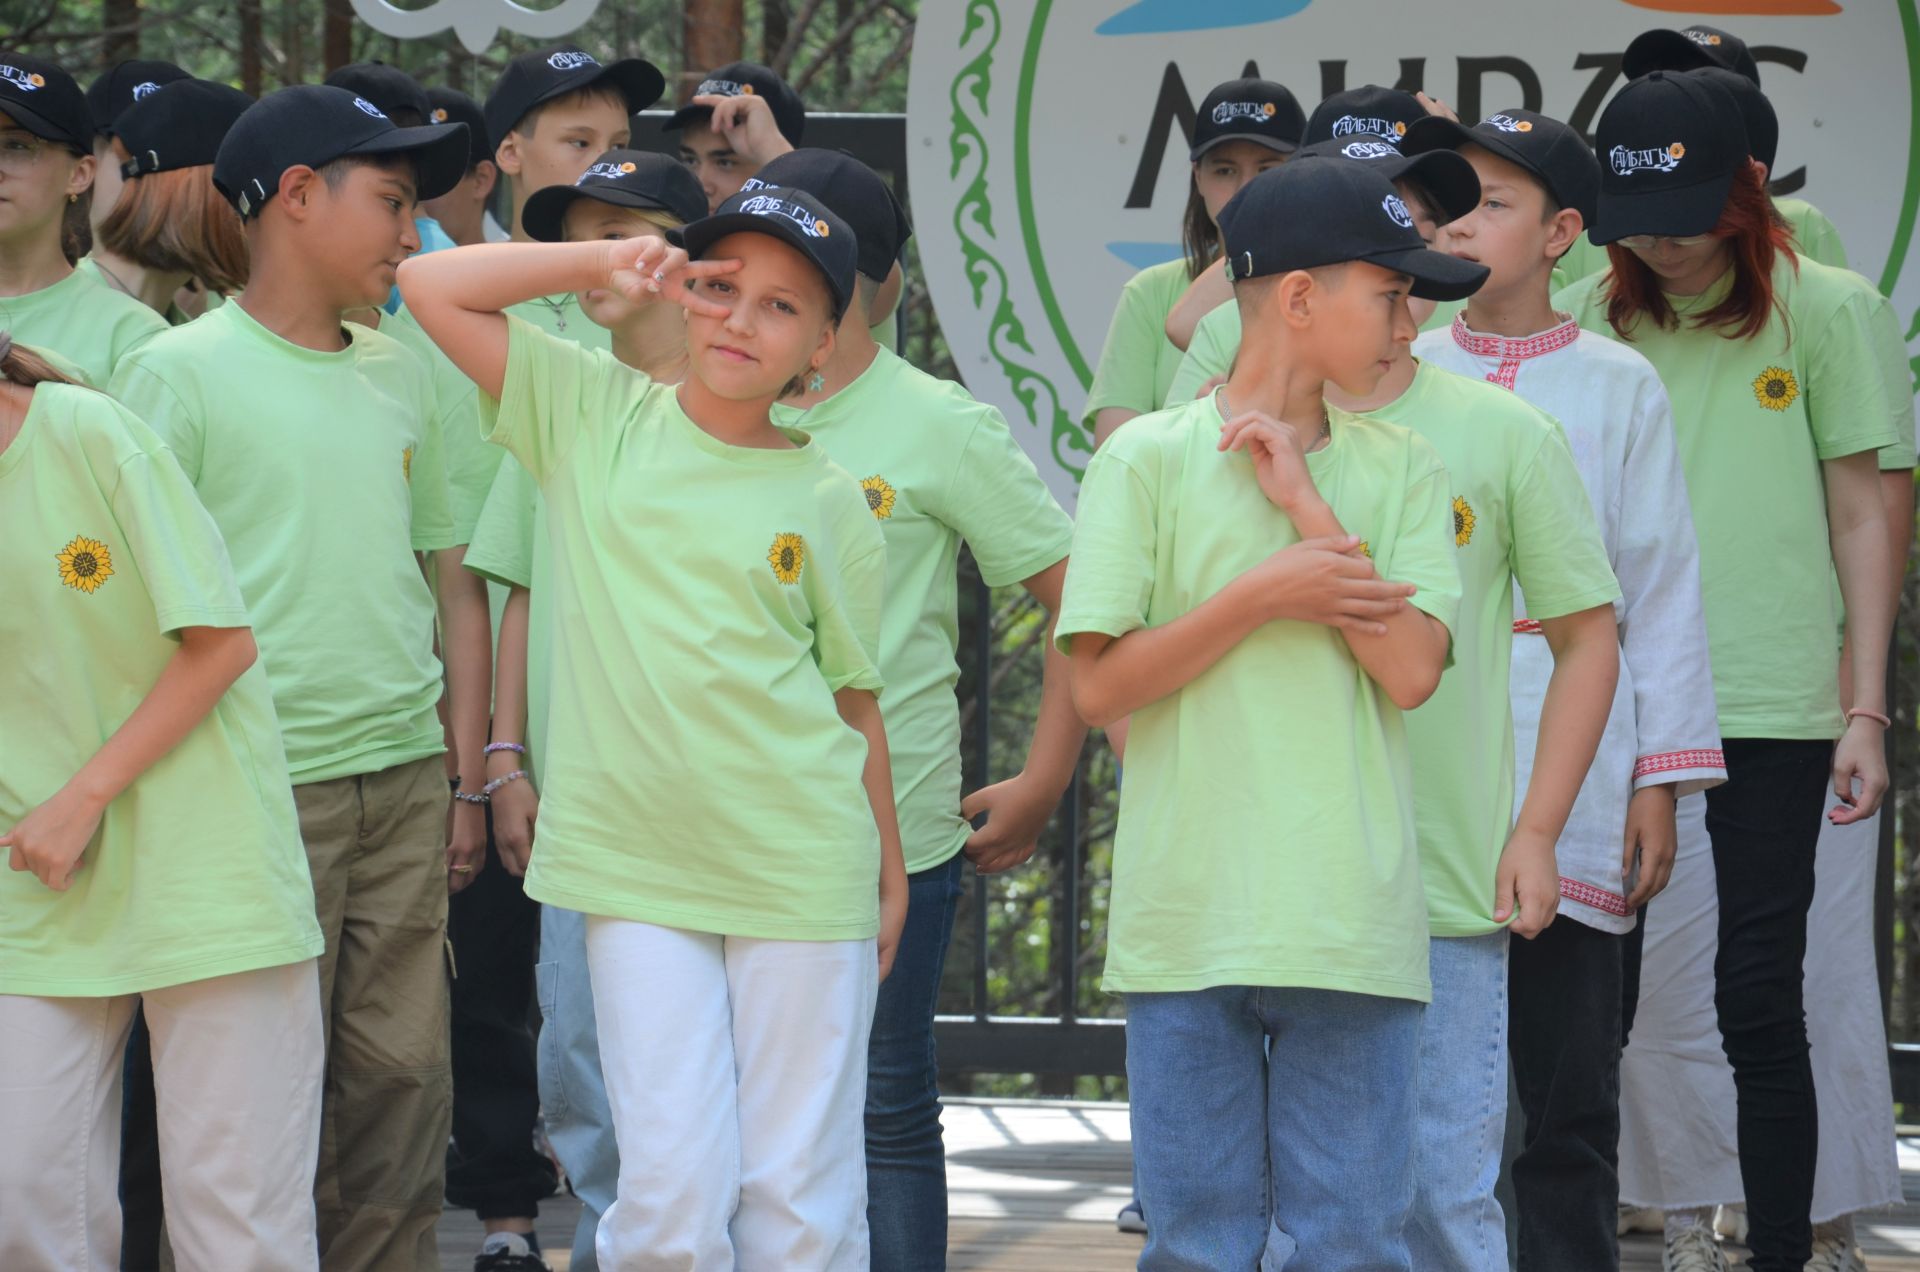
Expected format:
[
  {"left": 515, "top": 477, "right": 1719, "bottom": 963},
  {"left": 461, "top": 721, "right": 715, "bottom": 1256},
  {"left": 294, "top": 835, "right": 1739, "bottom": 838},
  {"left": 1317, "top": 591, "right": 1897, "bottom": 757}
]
[
  {"left": 1453, "top": 496, "right": 1477, "bottom": 547},
  {"left": 402, "top": 445, "right": 415, "bottom": 482},
  {"left": 56, "top": 535, "right": 114, "bottom": 594},
  {"left": 768, "top": 532, "right": 806, "bottom": 584},
  {"left": 860, "top": 475, "right": 897, "bottom": 520},
  {"left": 1356, "top": 540, "right": 1373, "bottom": 560},
  {"left": 1751, "top": 366, "right": 1800, "bottom": 411}
]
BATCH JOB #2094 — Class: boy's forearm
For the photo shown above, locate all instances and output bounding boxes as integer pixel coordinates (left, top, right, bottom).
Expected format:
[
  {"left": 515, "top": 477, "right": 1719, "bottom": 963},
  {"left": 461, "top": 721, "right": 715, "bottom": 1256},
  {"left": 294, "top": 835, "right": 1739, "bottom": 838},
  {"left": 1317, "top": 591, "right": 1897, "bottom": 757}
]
[
  {"left": 436, "top": 548, "right": 494, "bottom": 790},
  {"left": 1515, "top": 605, "right": 1620, "bottom": 841},
  {"left": 1068, "top": 573, "right": 1268, "bottom": 727},
  {"left": 1019, "top": 561, "right": 1089, "bottom": 790},
  {"left": 1340, "top": 607, "right": 1451, "bottom": 710}
]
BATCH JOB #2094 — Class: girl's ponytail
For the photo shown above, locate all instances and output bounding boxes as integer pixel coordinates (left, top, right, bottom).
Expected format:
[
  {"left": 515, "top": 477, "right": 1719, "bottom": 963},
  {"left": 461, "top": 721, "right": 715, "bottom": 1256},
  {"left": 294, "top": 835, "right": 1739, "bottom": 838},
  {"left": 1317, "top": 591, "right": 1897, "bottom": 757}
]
[{"left": 0, "top": 331, "right": 83, "bottom": 388}]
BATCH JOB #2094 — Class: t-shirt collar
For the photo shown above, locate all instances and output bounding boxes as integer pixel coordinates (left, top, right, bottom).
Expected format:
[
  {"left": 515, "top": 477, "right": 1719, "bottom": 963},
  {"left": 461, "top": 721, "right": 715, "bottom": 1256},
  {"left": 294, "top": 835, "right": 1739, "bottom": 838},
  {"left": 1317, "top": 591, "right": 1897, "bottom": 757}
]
[{"left": 1450, "top": 312, "right": 1580, "bottom": 390}]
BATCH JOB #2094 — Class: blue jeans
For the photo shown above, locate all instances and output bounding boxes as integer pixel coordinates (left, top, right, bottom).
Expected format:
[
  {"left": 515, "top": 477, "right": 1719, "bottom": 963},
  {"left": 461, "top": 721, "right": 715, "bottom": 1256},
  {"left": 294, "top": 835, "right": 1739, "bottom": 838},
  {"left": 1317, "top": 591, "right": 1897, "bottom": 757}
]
[
  {"left": 866, "top": 853, "right": 967, "bottom": 1271},
  {"left": 535, "top": 904, "right": 618, "bottom": 1272},
  {"left": 1408, "top": 931, "right": 1511, "bottom": 1272},
  {"left": 1127, "top": 985, "right": 1423, "bottom": 1270}
]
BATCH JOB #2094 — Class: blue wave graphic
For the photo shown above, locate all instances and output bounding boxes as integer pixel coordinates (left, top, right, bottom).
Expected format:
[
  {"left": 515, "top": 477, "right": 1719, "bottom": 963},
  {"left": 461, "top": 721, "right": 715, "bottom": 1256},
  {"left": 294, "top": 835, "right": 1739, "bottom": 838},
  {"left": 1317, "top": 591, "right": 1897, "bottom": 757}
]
[
  {"left": 1096, "top": 0, "right": 1312, "bottom": 36},
  {"left": 1107, "top": 241, "right": 1184, "bottom": 269}
]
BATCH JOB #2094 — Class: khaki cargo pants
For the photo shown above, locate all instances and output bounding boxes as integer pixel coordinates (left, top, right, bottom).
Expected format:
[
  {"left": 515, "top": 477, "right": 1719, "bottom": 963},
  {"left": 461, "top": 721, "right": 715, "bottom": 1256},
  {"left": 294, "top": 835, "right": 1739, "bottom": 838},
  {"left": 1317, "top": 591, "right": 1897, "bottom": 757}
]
[{"left": 293, "top": 754, "right": 452, "bottom": 1272}]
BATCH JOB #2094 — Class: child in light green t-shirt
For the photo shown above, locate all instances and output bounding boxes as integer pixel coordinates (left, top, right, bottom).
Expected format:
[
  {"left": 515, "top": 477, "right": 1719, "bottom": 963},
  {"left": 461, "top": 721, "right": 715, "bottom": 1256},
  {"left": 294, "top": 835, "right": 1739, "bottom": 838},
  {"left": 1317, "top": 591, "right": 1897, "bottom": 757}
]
[
  {"left": 0, "top": 55, "right": 168, "bottom": 385},
  {"left": 0, "top": 340, "right": 325, "bottom": 1270},
  {"left": 401, "top": 187, "right": 907, "bottom": 1265},
  {"left": 108, "top": 84, "right": 476, "bottom": 1268},
  {"left": 1057, "top": 156, "right": 1477, "bottom": 1267}
]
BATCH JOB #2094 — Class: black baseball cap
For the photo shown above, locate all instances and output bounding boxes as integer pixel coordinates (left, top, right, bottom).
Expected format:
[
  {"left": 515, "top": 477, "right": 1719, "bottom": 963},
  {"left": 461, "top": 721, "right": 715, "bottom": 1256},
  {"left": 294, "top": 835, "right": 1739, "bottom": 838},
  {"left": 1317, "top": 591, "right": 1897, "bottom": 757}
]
[
  {"left": 0, "top": 55, "right": 92, "bottom": 152},
  {"left": 425, "top": 86, "right": 491, "bottom": 170},
  {"left": 1405, "top": 109, "right": 1599, "bottom": 226},
  {"left": 116, "top": 80, "right": 254, "bottom": 177},
  {"left": 1623, "top": 25, "right": 1760, "bottom": 87},
  {"left": 214, "top": 84, "right": 470, "bottom": 219},
  {"left": 1291, "top": 134, "right": 1480, "bottom": 226},
  {"left": 670, "top": 186, "right": 858, "bottom": 312},
  {"left": 745, "top": 148, "right": 910, "bottom": 282},
  {"left": 1306, "top": 84, "right": 1427, "bottom": 148},
  {"left": 665, "top": 62, "right": 805, "bottom": 147},
  {"left": 522, "top": 149, "right": 707, "bottom": 242},
  {"left": 325, "top": 62, "right": 430, "bottom": 125},
  {"left": 1590, "top": 70, "right": 1749, "bottom": 245},
  {"left": 1688, "top": 67, "right": 1778, "bottom": 173},
  {"left": 1190, "top": 78, "right": 1305, "bottom": 160},
  {"left": 484, "top": 45, "right": 665, "bottom": 150},
  {"left": 1219, "top": 159, "right": 1487, "bottom": 300},
  {"left": 87, "top": 59, "right": 188, "bottom": 138}
]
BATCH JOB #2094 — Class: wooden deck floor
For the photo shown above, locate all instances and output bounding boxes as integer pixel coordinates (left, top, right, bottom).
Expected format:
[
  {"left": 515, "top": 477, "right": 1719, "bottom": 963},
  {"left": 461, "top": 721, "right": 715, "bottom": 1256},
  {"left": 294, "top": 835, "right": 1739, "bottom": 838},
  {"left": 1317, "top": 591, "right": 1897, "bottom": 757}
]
[{"left": 438, "top": 1099, "right": 1920, "bottom": 1270}]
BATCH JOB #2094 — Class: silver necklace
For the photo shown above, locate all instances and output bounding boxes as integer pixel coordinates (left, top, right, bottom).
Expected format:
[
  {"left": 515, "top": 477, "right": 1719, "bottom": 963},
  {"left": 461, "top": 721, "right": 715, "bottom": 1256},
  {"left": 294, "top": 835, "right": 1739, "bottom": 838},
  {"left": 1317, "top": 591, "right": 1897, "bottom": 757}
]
[
  {"left": 1218, "top": 388, "right": 1331, "bottom": 449},
  {"left": 529, "top": 292, "right": 570, "bottom": 333}
]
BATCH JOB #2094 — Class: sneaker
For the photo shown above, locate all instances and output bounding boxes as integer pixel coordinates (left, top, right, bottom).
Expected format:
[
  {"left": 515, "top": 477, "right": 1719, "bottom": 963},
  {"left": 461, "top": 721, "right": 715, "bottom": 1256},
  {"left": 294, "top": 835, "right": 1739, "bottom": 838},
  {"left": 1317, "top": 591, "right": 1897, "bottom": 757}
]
[
  {"left": 1716, "top": 1204, "right": 1751, "bottom": 1245},
  {"left": 1621, "top": 1204, "right": 1664, "bottom": 1235},
  {"left": 474, "top": 1232, "right": 550, "bottom": 1272},
  {"left": 1665, "top": 1225, "right": 1731, "bottom": 1272},
  {"left": 1116, "top": 1199, "right": 1147, "bottom": 1234},
  {"left": 1806, "top": 1228, "right": 1869, "bottom": 1271}
]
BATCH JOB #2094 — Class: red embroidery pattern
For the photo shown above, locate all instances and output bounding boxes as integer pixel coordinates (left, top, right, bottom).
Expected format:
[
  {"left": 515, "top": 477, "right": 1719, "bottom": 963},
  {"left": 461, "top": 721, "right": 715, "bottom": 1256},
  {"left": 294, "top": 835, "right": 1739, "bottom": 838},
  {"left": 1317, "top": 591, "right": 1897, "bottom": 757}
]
[
  {"left": 1451, "top": 313, "right": 1582, "bottom": 391},
  {"left": 1633, "top": 749, "right": 1727, "bottom": 779},
  {"left": 1512, "top": 619, "right": 1544, "bottom": 635},
  {"left": 1560, "top": 877, "right": 1630, "bottom": 917}
]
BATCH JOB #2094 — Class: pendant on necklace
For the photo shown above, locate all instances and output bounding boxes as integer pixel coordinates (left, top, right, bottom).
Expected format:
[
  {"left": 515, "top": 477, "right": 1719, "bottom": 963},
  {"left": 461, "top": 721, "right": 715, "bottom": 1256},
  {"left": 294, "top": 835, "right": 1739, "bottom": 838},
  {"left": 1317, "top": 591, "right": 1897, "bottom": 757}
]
[{"left": 555, "top": 313, "right": 566, "bottom": 333}]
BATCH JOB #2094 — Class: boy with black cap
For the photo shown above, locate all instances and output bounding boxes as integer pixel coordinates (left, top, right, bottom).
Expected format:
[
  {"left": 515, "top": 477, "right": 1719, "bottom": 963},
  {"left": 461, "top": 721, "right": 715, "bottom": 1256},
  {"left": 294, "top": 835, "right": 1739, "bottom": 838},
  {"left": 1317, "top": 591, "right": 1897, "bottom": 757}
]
[
  {"left": 0, "top": 52, "right": 169, "bottom": 384},
  {"left": 327, "top": 62, "right": 461, "bottom": 304},
  {"left": 664, "top": 60, "right": 805, "bottom": 212},
  {"left": 108, "top": 84, "right": 474, "bottom": 1272},
  {"left": 422, "top": 86, "right": 501, "bottom": 247},
  {"left": 1055, "top": 157, "right": 1474, "bottom": 1268},
  {"left": 754, "top": 147, "right": 1082, "bottom": 1270},
  {"left": 1406, "top": 106, "right": 1726, "bottom": 1270}
]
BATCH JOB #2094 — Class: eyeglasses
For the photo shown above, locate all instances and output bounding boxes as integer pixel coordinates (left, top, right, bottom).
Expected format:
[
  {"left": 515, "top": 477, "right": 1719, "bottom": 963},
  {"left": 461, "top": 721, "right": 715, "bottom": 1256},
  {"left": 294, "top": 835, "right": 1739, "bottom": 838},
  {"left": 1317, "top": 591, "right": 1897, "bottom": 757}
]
[
  {"left": 1615, "top": 234, "right": 1714, "bottom": 250},
  {"left": 0, "top": 132, "right": 52, "bottom": 177}
]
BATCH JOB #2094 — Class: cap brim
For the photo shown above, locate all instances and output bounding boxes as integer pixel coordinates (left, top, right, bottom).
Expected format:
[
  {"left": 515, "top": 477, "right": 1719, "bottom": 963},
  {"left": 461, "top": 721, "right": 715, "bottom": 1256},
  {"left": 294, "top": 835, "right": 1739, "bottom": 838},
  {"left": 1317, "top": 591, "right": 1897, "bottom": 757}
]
[
  {"left": 0, "top": 96, "right": 86, "bottom": 150},
  {"left": 522, "top": 183, "right": 692, "bottom": 242},
  {"left": 1383, "top": 149, "right": 1480, "bottom": 225},
  {"left": 1589, "top": 170, "right": 1733, "bottom": 245},
  {"left": 1621, "top": 30, "right": 1716, "bottom": 81},
  {"left": 662, "top": 103, "right": 710, "bottom": 134},
  {"left": 1362, "top": 244, "right": 1489, "bottom": 301},
  {"left": 670, "top": 211, "right": 851, "bottom": 310},
  {"left": 568, "top": 59, "right": 666, "bottom": 117},
  {"left": 1190, "top": 132, "right": 1299, "bottom": 162},
  {"left": 341, "top": 121, "right": 470, "bottom": 203}
]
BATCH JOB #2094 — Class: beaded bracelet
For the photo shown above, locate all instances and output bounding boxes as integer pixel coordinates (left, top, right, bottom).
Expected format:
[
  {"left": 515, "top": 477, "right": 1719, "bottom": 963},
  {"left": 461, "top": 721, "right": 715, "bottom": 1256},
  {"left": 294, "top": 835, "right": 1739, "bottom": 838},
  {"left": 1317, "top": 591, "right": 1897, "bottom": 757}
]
[
  {"left": 453, "top": 789, "right": 490, "bottom": 806},
  {"left": 485, "top": 742, "right": 527, "bottom": 758},
  {"left": 483, "top": 770, "right": 528, "bottom": 797},
  {"left": 1846, "top": 707, "right": 1892, "bottom": 728}
]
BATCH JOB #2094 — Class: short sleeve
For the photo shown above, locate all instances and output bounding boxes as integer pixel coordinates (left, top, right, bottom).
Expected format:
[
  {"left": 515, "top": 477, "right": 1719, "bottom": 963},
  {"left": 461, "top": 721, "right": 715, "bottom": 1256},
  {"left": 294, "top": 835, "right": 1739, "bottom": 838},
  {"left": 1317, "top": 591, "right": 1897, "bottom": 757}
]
[
  {"left": 463, "top": 458, "right": 538, "bottom": 590},
  {"left": 103, "top": 424, "right": 251, "bottom": 635},
  {"left": 1862, "top": 292, "right": 1918, "bottom": 471},
  {"left": 480, "top": 314, "right": 632, "bottom": 482},
  {"left": 108, "top": 358, "right": 204, "bottom": 483},
  {"left": 1082, "top": 270, "right": 1177, "bottom": 423},
  {"left": 1164, "top": 308, "right": 1234, "bottom": 407},
  {"left": 1054, "top": 445, "right": 1159, "bottom": 655},
  {"left": 1806, "top": 289, "right": 1904, "bottom": 462},
  {"left": 939, "top": 404, "right": 1074, "bottom": 587},
  {"left": 812, "top": 490, "right": 888, "bottom": 694},
  {"left": 1506, "top": 428, "right": 1621, "bottom": 620},
  {"left": 1796, "top": 209, "right": 1849, "bottom": 270},
  {"left": 1376, "top": 445, "right": 1462, "bottom": 641}
]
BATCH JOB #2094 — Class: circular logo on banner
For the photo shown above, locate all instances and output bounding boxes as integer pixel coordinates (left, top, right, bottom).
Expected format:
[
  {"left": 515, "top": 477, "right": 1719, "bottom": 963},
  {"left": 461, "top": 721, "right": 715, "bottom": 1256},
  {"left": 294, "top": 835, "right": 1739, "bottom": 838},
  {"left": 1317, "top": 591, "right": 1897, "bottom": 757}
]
[{"left": 907, "top": 0, "right": 1920, "bottom": 509}]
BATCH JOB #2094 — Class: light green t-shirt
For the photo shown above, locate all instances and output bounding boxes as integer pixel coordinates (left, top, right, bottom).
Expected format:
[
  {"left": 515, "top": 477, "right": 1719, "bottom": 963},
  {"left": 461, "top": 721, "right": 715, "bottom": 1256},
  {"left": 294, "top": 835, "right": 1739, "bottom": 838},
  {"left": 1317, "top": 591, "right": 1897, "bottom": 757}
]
[
  {"left": 385, "top": 307, "right": 495, "bottom": 545},
  {"left": 1056, "top": 395, "right": 1463, "bottom": 999},
  {"left": 0, "top": 385, "right": 323, "bottom": 996},
  {"left": 1083, "top": 258, "right": 1192, "bottom": 425},
  {"left": 1369, "top": 362, "right": 1620, "bottom": 935},
  {"left": 110, "top": 303, "right": 456, "bottom": 782},
  {"left": 1557, "top": 256, "right": 1900, "bottom": 739},
  {"left": 487, "top": 317, "right": 890, "bottom": 940},
  {"left": 1, "top": 266, "right": 169, "bottom": 388},
  {"left": 1555, "top": 195, "right": 1848, "bottom": 290},
  {"left": 773, "top": 347, "right": 1074, "bottom": 874},
  {"left": 1845, "top": 274, "right": 1918, "bottom": 471}
]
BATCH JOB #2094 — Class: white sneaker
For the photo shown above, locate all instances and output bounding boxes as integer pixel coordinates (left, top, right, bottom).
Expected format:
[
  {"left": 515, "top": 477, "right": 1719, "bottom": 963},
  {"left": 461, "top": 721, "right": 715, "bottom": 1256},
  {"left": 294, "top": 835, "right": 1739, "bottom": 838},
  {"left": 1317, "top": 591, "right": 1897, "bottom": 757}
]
[
  {"left": 1805, "top": 1228, "right": 1868, "bottom": 1271},
  {"left": 1716, "top": 1204, "right": 1751, "bottom": 1245},
  {"left": 1665, "top": 1225, "right": 1731, "bottom": 1272},
  {"left": 1621, "top": 1204, "right": 1664, "bottom": 1235}
]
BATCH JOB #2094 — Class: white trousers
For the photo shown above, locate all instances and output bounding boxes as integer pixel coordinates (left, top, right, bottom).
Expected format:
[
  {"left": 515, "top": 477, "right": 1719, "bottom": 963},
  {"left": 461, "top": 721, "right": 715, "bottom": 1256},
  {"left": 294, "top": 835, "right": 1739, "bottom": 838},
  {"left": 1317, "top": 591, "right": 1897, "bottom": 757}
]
[
  {"left": 585, "top": 916, "right": 878, "bottom": 1272},
  {"left": 0, "top": 960, "right": 326, "bottom": 1272}
]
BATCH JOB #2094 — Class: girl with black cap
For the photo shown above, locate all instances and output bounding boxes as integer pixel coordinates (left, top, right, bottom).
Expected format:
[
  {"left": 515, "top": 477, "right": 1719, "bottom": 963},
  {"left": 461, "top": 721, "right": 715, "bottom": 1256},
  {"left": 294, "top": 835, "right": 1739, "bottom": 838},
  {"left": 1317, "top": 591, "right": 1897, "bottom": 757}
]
[
  {"left": 1557, "top": 68, "right": 1901, "bottom": 1272},
  {"left": 401, "top": 191, "right": 908, "bottom": 1268},
  {"left": 0, "top": 52, "right": 167, "bottom": 384},
  {"left": 1083, "top": 76, "right": 1303, "bottom": 448}
]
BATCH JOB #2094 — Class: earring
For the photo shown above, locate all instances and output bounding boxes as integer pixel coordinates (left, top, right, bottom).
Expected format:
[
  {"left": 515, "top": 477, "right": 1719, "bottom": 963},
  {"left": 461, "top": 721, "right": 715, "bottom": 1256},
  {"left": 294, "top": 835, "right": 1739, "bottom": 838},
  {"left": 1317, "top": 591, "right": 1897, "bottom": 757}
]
[
  {"left": 807, "top": 371, "right": 826, "bottom": 393},
  {"left": 67, "top": 193, "right": 78, "bottom": 204}
]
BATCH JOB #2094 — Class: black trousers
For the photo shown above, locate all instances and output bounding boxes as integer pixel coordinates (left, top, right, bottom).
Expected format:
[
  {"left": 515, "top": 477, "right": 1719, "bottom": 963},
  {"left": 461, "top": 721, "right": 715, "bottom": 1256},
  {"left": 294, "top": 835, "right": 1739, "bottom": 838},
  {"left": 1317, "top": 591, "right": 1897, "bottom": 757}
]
[
  {"left": 1702, "top": 738, "right": 1830, "bottom": 1272},
  {"left": 1509, "top": 917, "right": 1625, "bottom": 1271},
  {"left": 444, "top": 816, "right": 559, "bottom": 1219},
  {"left": 119, "top": 1007, "right": 164, "bottom": 1271}
]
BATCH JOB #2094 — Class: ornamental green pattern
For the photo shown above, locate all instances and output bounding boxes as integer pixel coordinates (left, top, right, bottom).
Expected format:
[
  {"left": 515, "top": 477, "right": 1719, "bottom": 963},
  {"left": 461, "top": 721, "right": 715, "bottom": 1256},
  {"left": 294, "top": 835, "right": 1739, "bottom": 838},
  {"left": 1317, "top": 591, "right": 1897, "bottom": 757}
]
[{"left": 946, "top": 0, "right": 1093, "bottom": 481}]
